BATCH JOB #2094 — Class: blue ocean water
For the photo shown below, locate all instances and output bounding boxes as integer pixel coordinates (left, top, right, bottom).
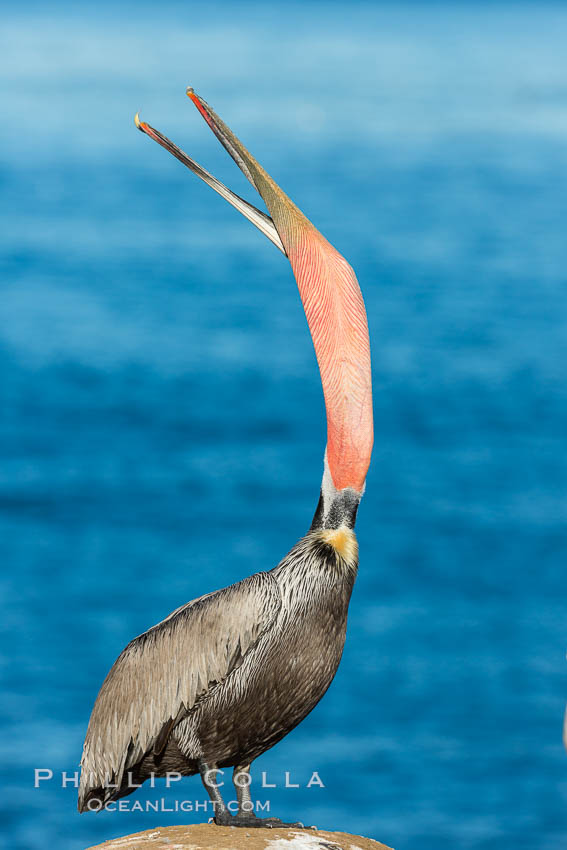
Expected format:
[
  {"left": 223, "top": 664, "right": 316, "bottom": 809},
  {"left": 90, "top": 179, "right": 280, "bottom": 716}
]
[{"left": 1, "top": 2, "right": 567, "bottom": 848}]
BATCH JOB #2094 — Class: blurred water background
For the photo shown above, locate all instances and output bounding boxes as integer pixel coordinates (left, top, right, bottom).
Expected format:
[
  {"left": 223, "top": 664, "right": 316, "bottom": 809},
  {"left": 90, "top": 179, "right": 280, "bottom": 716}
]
[{"left": 1, "top": 2, "right": 567, "bottom": 848}]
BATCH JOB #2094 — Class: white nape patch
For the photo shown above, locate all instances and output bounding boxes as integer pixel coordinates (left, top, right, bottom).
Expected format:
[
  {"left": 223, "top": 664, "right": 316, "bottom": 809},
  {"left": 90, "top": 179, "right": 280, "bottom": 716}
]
[{"left": 320, "top": 452, "right": 339, "bottom": 517}]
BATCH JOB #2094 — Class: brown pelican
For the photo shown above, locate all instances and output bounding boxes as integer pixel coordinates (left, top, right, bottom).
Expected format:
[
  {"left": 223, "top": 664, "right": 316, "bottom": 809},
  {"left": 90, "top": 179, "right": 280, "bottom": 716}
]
[{"left": 78, "top": 88, "right": 373, "bottom": 828}]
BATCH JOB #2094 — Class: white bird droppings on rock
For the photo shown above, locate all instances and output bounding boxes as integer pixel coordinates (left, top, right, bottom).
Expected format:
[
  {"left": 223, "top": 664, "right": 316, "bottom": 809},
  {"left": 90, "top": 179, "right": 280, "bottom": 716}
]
[{"left": 265, "top": 831, "right": 335, "bottom": 849}]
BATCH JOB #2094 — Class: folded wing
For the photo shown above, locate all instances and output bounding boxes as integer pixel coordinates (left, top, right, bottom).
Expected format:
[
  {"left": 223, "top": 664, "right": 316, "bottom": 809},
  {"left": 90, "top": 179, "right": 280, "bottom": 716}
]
[{"left": 78, "top": 571, "right": 281, "bottom": 808}]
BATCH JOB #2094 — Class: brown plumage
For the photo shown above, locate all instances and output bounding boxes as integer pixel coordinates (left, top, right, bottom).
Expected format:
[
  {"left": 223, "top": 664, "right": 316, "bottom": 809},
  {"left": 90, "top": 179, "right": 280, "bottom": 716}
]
[
  {"left": 79, "top": 530, "right": 357, "bottom": 816},
  {"left": 79, "top": 90, "right": 373, "bottom": 828}
]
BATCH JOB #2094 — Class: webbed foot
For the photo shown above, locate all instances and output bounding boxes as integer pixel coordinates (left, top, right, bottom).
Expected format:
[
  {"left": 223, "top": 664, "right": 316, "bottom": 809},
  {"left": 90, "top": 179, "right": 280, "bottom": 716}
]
[{"left": 214, "top": 810, "right": 307, "bottom": 828}]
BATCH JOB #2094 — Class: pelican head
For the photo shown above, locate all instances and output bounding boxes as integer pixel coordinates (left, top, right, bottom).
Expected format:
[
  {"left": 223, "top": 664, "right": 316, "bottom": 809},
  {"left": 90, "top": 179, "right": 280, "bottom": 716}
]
[{"left": 135, "top": 89, "right": 373, "bottom": 529}]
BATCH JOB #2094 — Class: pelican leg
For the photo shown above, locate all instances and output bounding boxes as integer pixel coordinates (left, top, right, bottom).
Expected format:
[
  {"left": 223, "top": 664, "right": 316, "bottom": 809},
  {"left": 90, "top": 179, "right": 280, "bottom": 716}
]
[
  {"left": 198, "top": 760, "right": 230, "bottom": 823},
  {"left": 233, "top": 764, "right": 255, "bottom": 817},
  {"left": 199, "top": 759, "right": 306, "bottom": 828},
  {"left": 206, "top": 762, "right": 306, "bottom": 829}
]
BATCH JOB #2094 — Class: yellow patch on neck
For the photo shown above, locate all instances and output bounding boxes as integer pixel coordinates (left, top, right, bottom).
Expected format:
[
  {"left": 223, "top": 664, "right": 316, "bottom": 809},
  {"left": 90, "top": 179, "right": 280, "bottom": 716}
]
[{"left": 318, "top": 526, "right": 358, "bottom": 566}]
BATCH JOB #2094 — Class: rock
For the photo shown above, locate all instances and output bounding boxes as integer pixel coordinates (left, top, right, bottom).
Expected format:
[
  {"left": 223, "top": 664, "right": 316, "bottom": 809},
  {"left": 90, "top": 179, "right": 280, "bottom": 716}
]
[{"left": 85, "top": 823, "right": 394, "bottom": 850}]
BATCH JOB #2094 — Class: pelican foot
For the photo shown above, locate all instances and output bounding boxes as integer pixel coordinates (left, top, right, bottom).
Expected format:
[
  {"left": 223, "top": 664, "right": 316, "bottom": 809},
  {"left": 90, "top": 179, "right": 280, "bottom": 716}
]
[{"left": 214, "top": 811, "right": 308, "bottom": 828}]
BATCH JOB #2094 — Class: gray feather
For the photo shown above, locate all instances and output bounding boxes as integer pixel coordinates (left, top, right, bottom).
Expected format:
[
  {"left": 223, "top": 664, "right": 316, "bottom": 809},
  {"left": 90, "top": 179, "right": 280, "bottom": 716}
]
[{"left": 79, "top": 571, "right": 280, "bottom": 807}]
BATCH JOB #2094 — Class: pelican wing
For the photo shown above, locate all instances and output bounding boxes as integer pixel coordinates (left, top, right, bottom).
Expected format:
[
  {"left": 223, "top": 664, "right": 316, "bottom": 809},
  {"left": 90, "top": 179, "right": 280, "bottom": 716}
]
[{"left": 79, "top": 571, "right": 281, "bottom": 805}]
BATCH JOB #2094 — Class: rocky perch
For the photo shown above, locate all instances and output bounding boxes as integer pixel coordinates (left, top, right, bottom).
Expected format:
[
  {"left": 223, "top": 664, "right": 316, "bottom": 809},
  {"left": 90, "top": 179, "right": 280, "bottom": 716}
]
[{"left": 86, "top": 824, "right": 393, "bottom": 850}]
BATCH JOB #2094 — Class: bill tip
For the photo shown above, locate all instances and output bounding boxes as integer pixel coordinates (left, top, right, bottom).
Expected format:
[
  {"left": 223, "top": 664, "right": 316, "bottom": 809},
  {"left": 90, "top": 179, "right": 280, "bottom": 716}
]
[{"left": 134, "top": 112, "right": 142, "bottom": 129}]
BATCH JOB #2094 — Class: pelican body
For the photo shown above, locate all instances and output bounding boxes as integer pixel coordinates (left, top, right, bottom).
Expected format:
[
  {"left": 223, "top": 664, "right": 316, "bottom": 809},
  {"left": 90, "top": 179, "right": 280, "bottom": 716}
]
[{"left": 79, "top": 90, "right": 373, "bottom": 828}]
